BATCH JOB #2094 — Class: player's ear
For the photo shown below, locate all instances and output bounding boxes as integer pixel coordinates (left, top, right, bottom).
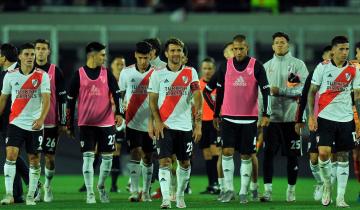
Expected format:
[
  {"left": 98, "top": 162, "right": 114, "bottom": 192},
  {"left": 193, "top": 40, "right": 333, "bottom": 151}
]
[{"left": 164, "top": 50, "right": 169, "bottom": 59}]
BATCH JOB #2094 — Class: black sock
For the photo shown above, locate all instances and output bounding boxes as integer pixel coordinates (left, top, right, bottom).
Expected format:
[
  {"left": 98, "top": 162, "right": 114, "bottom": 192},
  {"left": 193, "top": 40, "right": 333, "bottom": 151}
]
[
  {"left": 263, "top": 148, "right": 274, "bottom": 184},
  {"left": 205, "top": 159, "right": 213, "bottom": 187},
  {"left": 93, "top": 153, "right": 100, "bottom": 171},
  {"left": 287, "top": 156, "right": 298, "bottom": 185},
  {"left": 16, "top": 156, "right": 29, "bottom": 185},
  {"left": 211, "top": 156, "right": 219, "bottom": 186},
  {"left": 13, "top": 173, "right": 23, "bottom": 198},
  {"left": 111, "top": 155, "right": 120, "bottom": 188}
]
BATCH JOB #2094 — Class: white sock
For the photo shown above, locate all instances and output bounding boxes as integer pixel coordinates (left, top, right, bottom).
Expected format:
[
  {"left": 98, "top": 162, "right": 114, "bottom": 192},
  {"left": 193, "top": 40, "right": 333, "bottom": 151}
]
[
  {"left": 82, "top": 152, "right": 95, "bottom": 195},
  {"left": 318, "top": 158, "right": 331, "bottom": 185},
  {"left": 336, "top": 161, "right": 349, "bottom": 199},
  {"left": 170, "top": 173, "right": 177, "bottom": 194},
  {"left": 28, "top": 165, "right": 41, "bottom": 197},
  {"left": 264, "top": 183, "right": 272, "bottom": 192},
  {"left": 98, "top": 154, "right": 113, "bottom": 188},
  {"left": 287, "top": 184, "right": 296, "bottom": 191},
  {"left": 4, "top": 160, "right": 16, "bottom": 196},
  {"left": 176, "top": 166, "right": 191, "bottom": 197},
  {"left": 128, "top": 160, "right": 141, "bottom": 193},
  {"left": 222, "top": 155, "right": 234, "bottom": 191},
  {"left": 310, "top": 161, "right": 323, "bottom": 185},
  {"left": 331, "top": 161, "right": 338, "bottom": 186},
  {"left": 218, "top": 178, "right": 225, "bottom": 192},
  {"left": 250, "top": 181, "right": 258, "bottom": 191},
  {"left": 141, "top": 162, "right": 153, "bottom": 195},
  {"left": 44, "top": 167, "right": 55, "bottom": 188},
  {"left": 240, "top": 159, "right": 252, "bottom": 195},
  {"left": 159, "top": 167, "right": 171, "bottom": 200}
]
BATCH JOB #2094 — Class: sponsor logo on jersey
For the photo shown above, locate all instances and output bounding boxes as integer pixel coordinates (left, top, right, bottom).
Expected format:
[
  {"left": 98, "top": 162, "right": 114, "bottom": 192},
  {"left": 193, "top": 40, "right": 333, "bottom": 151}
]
[
  {"left": 233, "top": 76, "right": 247, "bottom": 87},
  {"left": 90, "top": 85, "right": 101, "bottom": 96}
]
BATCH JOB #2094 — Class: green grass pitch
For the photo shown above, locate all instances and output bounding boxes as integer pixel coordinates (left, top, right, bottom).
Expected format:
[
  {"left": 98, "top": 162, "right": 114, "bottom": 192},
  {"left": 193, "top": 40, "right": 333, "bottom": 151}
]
[{"left": 0, "top": 175, "right": 359, "bottom": 209}]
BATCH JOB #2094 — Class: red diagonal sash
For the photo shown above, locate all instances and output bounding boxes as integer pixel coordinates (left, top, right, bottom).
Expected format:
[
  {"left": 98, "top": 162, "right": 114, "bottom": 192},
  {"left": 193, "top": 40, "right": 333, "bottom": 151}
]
[
  {"left": 159, "top": 68, "right": 192, "bottom": 122},
  {"left": 318, "top": 65, "right": 356, "bottom": 113},
  {"left": 9, "top": 70, "right": 43, "bottom": 123},
  {"left": 126, "top": 69, "right": 154, "bottom": 125}
]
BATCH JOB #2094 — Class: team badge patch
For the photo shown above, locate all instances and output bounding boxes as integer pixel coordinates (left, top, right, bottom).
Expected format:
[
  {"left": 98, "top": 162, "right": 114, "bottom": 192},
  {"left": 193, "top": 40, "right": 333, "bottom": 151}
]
[
  {"left": 316, "top": 135, "right": 320, "bottom": 143},
  {"left": 182, "top": 76, "right": 188, "bottom": 84},
  {"left": 345, "top": 73, "right": 351, "bottom": 81},
  {"left": 32, "top": 79, "right": 38, "bottom": 87}
]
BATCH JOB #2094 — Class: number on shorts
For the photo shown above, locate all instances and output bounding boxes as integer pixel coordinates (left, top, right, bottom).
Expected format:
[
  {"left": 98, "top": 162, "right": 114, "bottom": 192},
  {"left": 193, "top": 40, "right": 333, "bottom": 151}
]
[
  {"left": 108, "top": 134, "right": 116, "bottom": 149},
  {"left": 253, "top": 137, "right": 257, "bottom": 151},
  {"left": 290, "top": 140, "right": 301, "bottom": 150},
  {"left": 186, "top": 142, "right": 193, "bottom": 156},
  {"left": 46, "top": 137, "right": 56, "bottom": 148},
  {"left": 38, "top": 136, "right": 43, "bottom": 150}
]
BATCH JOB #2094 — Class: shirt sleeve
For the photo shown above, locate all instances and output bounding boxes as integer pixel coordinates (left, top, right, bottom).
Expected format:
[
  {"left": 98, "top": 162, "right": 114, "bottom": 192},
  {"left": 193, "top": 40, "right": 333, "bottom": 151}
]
[
  {"left": 311, "top": 63, "right": 323, "bottom": 86},
  {"left": 107, "top": 70, "right": 121, "bottom": 115},
  {"left": 214, "top": 62, "right": 226, "bottom": 117},
  {"left": 147, "top": 71, "right": 159, "bottom": 93},
  {"left": 119, "top": 70, "right": 126, "bottom": 92},
  {"left": 254, "top": 61, "right": 271, "bottom": 116},
  {"left": 55, "top": 67, "right": 67, "bottom": 125},
  {"left": 353, "top": 67, "right": 360, "bottom": 89},
  {"left": 41, "top": 73, "right": 51, "bottom": 93},
  {"left": 191, "top": 68, "right": 199, "bottom": 82},
  {"left": 295, "top": 71, "right": 313, "bottom": 123},
  {"left": 1, "top": 73, "right": 11, "bottom": 95}
]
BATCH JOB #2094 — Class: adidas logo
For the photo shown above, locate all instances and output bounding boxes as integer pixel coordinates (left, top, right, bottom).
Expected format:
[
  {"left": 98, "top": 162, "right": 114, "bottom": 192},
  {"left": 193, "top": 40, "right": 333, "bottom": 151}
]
[
  {"left": 147, "top": 172, "right": 152, "bottom": 175},
  {"left": 160, "top": 178, "right": 166, "bottom": 182},
  {"left": 164, "top": 79, "right": 169, "bottom": 83},
  {"left": 341, "top": 172, "right": 348, "bottom": 175},
  {"left": 243, "top": 174, "right": 250, "bottom": 177},
  {"left": 131, "top": 171, "right": 137, "bottom": 174},
  {"left": 131, "top": 78, "right": 136, "bottom": 82},
  {"left": 14, "top": 82, "right": 19, "bottom": 86},
  {"left": 5, "top": 175, "right": 10, "bottom": 178},
  {"left": 294, "top": 166, "right": 298, "bottom": 171},
  {"left": 233, "top": 76, "right": 247, "bottom": 87},
  {"left": 327, "top": 73, "right": 332, "bottom": 77},
  {"left": 90, "top": 85, "right": 100, "bottom": 96},
  {"left": 224, "top": 169, "right": 230, "bottom": 172}
]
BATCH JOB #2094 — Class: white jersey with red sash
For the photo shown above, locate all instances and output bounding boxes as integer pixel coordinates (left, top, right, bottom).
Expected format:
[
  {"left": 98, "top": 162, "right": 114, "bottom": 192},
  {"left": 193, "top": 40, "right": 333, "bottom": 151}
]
[
  {"left": 148, "top": 66, "right": 199, "bottom": 131},
  {"left": 119, "top": 64, "right": 154, "bottom": 132},
  {"left": 78, "top": 66, "right": 115, "bottom": 127},
  {"left": 1, "top": 68, "right": 50, "bottom": 131},
  {"left": 311, "top": 60, "right": 360, "bottom": 122},
  {"left": 44, "top": 64, "right": 57, "bottom": 127}
]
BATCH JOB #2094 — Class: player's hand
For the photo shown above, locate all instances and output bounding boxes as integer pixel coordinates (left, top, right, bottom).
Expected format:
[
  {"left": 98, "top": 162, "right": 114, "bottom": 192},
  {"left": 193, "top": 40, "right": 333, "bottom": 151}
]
[
  {"left": 308, "top": 115, "right": 318, "bottom": 132},
  {"left": 213, "top": 117, "right": 221, "bottom": 131},
  {"left": 58, "top": 126, "right": 67, "bottom": 136},
  {"left": 270, "top": 86, "right": 280, "bottom": 96},
  {"left": 115, "top": 115, "right": 123, "bottom": 127},
  {"left": 148, "top": 119, "right": 156, "bottom": 140},
  {"left": 295, "top": 123, "right": 305, "bottom": 136},
  {"left": 154, "top": 119, "right": 168, "bottom": 140},
  {"left": 192, "top": 123, "right": 202, "bottom": 143},
  {"left": 32, "top": 118, "right": 44, "bottom": 130},
  {"left": 260, "top": 116, "right": 270, "bottom": 127}
]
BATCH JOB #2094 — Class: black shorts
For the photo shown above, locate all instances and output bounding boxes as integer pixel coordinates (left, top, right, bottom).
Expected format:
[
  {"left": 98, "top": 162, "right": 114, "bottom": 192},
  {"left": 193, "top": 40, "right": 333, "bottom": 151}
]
[
  {"left": 307, "top": 131, "right": 337, "bottom": 154},
  {"left": 317, "top": 117, "right": 355, "bottom": 152},
  {"left": 42, "top": 127, "right": 59, "bottom": 155},
  {"left": 221, "top": 119, "right": 257, "bottom": 155},
  {"left": 115, "top": 130, "right": 125, "bottom": 143},
  {"left": 126, "top": 127, "right": 155, "bottom": 153},
  {"left": 157, "top": 128, "right": 193, "bottom": 161},
  {"left": 79, "top": 126, "right": 116, "bottom": 153},
  {"left": 199, "top": 120, "right": 217, "bottom": 149},
  {"left": 263, "top": 122, "right": 302, "bottom": 157},
  {"left": 6, "top": 124, "right": 43, "bottom": 154}
]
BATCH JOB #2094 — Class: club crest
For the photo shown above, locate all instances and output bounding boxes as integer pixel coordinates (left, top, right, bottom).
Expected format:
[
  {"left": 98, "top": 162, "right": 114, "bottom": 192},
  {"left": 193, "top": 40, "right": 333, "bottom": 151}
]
[
  {"left": 182, "top": 76, "right": 188, "bottom": 84},
  {"left": 345, "top": 73, "right": 351, "bottom": 81},
  {"left": 32, "top": 79, "right": 38, "bottom": 87}
]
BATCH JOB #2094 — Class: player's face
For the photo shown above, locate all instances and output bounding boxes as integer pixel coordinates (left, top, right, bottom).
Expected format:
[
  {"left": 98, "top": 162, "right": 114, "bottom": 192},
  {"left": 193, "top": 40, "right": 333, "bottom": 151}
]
[
  {"left": 93, "top": 49, "right": 106, "bottom": 66},
  {"left": 35, "top": 43, "right": 50, "bottom": 62},
  {"left": 201, "top": 61, "right": 215, "bottom": 81},
  {"left": 356, "top": 48, "right": 360, "bottom": 62},
  {"left": 165, "top": 44, "right": 183, "bottom": 65},
  {"left": 0, "top": 54, "right": 5, "bottom": 67},
  {"left": 111, "top": 58, "right": 126, "bottom": 72},
  {"left": 332, "top": 43, "right": 349, "bottom": 62},
  {"left": 19, "top": 49, "right": 35, "bottom": 67},
  {"left": 272, "top": 37, "right": 289, "bottom": 56},
  {"left": 232, "top": 41, "right": 248, "bottom": 61},
  {"left": 322, "top": 51, "right": 332, "bottom": 61},
  {"left": 135, "top": 52, "right": 151, "bottom": 70},
  {"left": 223, "top": 44, "right": 234, "bottom": 59}
]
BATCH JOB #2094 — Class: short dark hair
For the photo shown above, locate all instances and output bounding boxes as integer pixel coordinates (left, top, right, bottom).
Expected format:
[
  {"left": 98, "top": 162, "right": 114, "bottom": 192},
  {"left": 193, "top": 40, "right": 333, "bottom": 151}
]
[
  {"left": 135, "top": 41, "right": 152, "bottom": 54},
  {"left": 223, "top": 42, "right": 233, "bottom": 51},
  {"left": 144, "top": 38, "right": 161, "bottom": 56},
  {"left": 0, "top": 43, "right": 18, "bottom": 62},
  {"left": 202, "top": 56, "right": 215, "bottom": 65},
  {"left": 112, "top": 55, "right": 125, "bottom": 61},
  {"left": 34, "top": 39, "right": 50, "bottom": 49},
  {"left": 233, "top": 34, "right": 246, "bottom": 42},
  {"left": 272, "top": 32, "right": 290, "bottom": 42},
  {"left": 331, "top": 36, "right": 348, "bottom": 47},
  {"left": 355, "top": 42, "right": 360, "bottom": 50},
  {"left": 19, "top": 43, "right": 35, "bottom": 53},
  {"left": 164, "top": 38, "right": 184, "bottom": 51},
  {"left": 85, "top": 42, "right": 106, "bottom": 54},
  {"left": 322, "top": 45, "right": 332, "bottom": 54}
]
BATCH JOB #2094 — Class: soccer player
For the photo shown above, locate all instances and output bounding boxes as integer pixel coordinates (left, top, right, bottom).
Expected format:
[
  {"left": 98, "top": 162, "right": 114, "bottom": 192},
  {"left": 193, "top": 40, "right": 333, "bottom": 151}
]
[
  {"left": 213, "top": 34, "right": 270, "bottom": 203},
  {"left": 294, "top": 45, "right": 333, "bottom": 202},
  {"left": 119, "top": 41, "right": 155, "bottom": 202},
  {"left": 353, "top": 42, "right": 360, "bottom": 202},
  {"left": 0, "top": 43, "right": 51, "bottom": 205},
  {"left": 67, "top": 42, "right": 122, "bottom": 204},
  {"left": 34, "top": 39, "right": 67, "bottom": 202},
  {"left": 308, "top": 36, "right": 360, "bottom": 207},
  {"left": 148, "top": 38, "right": 202, "bottom": 209},
  {"left": 110, "top": 55, "right": 126, "bottom": 193},
  {"left": 223, "top": 42, "right": 234, "bottom": 59},
  {"left": 144, "top": 38, "right": 167, "bottom": 69},
  {"left": 261, "top": 32, "right": 308, "bottom": 202},
  {"left": 199, "top": 57, "right": 220, "bottom": 194}
]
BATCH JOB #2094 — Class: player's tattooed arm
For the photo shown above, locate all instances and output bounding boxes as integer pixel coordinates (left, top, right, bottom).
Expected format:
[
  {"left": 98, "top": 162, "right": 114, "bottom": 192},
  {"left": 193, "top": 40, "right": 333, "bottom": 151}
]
[
  {"left": 0, "top": 94, "right": 9, "bottom": 116},
  {"left": 119, "top": 91, "right": 126, "bottom": 116},
  {"left": 354, "top": 89, "right": 360, "bottom": 122},
  {"left": 307, "top": 84, "right": 320, "bottom": 131}
]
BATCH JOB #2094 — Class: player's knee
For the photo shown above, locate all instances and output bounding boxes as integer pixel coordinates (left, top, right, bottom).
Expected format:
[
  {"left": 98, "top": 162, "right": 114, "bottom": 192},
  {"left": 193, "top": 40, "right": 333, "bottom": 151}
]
[
  {"left": 309, "top": 153, "right": 319, "bottom": 164},
  {"left": 202, "top": 149, "right": 212, "bottom": 160},
  {"left": 336, "top": 152, "right": 349, "bottom": 162},
  {"left": 179, "top": 160, "right": 190, "bottom": 169},
  {"left": 159, "top": 157, "right": 171, "bottom": 167},
  {"left": 5, "top": 149, "right": 18, "bottom": 161},
  {"left": 222, "top": 148, "right": 234, "bottom": 156},
  {"left": 143, "top": 153, "right": 153, "bottom": 165},
  {"left": 130, "top": 147, "right": 142, "bottom": 161},
  {"left": 241, "top": 154, "right": 251, "bottom": 160},
  {"left": 28, "top": 154, "right": 40, "bottom": 166}
]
